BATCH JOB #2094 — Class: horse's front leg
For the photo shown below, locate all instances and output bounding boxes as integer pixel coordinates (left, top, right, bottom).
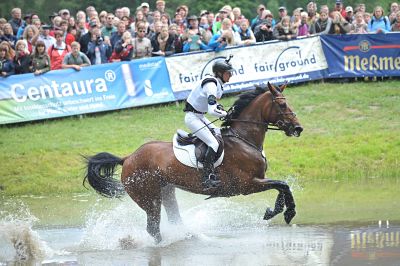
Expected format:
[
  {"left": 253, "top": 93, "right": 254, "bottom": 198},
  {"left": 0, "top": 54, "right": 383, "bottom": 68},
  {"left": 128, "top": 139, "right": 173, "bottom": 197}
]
[{"left": 251, "top": 178, "right": 296, "bottom": 224}]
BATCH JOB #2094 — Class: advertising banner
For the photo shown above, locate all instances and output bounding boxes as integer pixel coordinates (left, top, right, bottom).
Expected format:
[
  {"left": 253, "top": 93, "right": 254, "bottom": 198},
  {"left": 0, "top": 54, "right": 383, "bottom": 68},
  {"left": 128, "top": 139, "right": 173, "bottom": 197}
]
[
  {"left": 320, "top": 33, "right": 400, "bottom": 78},
  {"left": 165, "top": 36, "right": 328, "bottom": 100},
  {"left": 0, "top": 58, "right": 174, "bottom": 124}
]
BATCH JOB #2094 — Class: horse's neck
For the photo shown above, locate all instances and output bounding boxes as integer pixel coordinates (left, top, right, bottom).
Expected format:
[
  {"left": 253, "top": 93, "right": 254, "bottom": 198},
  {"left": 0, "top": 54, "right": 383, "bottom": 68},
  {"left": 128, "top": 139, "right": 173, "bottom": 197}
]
[{"left": 231, "top": 95, "right": 269, "bottom": 150}]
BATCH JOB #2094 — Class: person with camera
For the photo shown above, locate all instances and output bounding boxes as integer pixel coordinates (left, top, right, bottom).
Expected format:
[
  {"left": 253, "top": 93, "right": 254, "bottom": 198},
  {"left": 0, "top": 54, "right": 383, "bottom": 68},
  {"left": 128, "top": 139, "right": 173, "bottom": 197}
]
[
  {"left": 183, "top": 55, "right": 234, "bottom": 191},
  {"left": 181, "top": 15, "right": 210, "bottom": 52},
  {"left": 254, "top": 19, "right": 275, "bottom": 42},
  {"left": 87, "top": 28, "right": 112, "bottom": 65},
  {"left": 207, "top": 18, "right": 239, "bottom": 52}
]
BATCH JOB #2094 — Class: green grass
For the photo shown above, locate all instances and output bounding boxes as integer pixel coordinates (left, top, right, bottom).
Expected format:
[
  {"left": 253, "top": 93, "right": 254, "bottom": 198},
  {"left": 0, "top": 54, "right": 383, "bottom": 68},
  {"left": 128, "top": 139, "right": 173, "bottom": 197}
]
[{"left": 0, "top": 80, "right": 399, "bottom": 195}]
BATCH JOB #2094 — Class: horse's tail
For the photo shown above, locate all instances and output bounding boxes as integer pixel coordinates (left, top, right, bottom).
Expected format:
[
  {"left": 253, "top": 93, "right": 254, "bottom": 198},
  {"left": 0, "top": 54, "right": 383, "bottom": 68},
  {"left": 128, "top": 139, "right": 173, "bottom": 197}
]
[{"left": 83, "top": 152, "right": 126, "bottom": 198}]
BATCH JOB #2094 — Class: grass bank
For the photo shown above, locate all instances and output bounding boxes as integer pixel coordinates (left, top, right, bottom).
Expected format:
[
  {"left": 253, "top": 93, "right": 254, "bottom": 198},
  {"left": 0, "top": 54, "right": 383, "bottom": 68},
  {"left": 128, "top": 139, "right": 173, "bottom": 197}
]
[{"left": 0, "top": 80, "right": 399, "bottom": 196}]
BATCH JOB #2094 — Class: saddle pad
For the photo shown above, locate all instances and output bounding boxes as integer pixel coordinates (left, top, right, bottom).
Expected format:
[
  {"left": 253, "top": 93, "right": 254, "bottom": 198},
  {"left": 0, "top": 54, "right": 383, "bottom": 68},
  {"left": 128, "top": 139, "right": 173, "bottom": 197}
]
[{"left": 172, "top": 133, "right": 224, "bottom": 169}]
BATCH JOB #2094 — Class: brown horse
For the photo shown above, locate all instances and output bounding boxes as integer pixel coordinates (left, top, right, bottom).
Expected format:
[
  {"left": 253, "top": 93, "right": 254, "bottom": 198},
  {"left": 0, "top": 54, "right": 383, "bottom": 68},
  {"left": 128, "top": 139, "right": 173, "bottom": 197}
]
[{"left": 84, "top": 82, "right": 303, "bottom": 243}]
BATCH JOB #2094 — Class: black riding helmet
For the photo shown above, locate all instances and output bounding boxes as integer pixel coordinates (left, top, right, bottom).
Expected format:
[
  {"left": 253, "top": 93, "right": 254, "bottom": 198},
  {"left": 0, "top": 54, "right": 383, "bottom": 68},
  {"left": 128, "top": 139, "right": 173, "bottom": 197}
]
[{"left": 212, "top": 55, "right": 234, "bottom": 76}]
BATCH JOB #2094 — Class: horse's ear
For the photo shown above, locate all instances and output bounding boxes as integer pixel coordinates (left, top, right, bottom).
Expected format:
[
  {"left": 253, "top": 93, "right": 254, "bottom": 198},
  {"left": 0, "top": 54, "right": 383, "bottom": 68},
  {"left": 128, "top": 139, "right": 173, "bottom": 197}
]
[
  {"left": 279, "top": 82, "right": 287, "bottom": 92},
  {"left": 267, "top": 82, "right": 279, "bottom": 96}
]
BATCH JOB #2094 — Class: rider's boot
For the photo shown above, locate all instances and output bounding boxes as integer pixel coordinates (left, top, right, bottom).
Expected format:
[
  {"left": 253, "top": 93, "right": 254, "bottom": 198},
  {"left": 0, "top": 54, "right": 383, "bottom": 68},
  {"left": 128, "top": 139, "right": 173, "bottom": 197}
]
[{"left": 201, "top": 147, "right": 221, "bottom": 191}]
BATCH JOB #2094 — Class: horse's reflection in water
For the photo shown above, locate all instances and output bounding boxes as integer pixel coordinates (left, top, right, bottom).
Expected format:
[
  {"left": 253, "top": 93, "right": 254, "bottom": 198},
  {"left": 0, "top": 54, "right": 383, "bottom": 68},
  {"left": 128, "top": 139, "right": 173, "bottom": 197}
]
[{"left": 84, "top": 82, "right": 303, "bottom": 243}]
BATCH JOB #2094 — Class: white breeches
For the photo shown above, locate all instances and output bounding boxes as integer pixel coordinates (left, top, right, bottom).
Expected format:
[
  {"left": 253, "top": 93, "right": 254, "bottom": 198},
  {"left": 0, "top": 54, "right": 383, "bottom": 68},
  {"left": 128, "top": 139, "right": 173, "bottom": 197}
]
[{"left": 184, "top": 112, "right": 220, "bottom": 152}]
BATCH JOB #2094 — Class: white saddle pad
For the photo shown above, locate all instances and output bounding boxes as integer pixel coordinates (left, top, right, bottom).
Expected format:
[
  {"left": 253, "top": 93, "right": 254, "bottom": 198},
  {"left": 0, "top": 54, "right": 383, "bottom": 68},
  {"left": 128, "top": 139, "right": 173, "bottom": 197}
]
[{"left": 172, "top": 129, "right": 224, "bottom": 169}]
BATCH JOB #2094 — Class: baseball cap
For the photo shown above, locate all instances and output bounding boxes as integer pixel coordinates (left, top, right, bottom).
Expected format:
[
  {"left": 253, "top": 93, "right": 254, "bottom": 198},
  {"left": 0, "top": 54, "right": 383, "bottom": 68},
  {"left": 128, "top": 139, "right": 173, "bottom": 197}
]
[
  {"left": 345, "top": 6, "right": 353, "bottom": 12},
  {"left": 336, "top": 0, "right": 342, "bottom": 4},
  {"left": 140, "top": 2, "right": 150, "bottom": 8},
  {"left": 278, "top": 6, "right": 287, "bottom": 11}
]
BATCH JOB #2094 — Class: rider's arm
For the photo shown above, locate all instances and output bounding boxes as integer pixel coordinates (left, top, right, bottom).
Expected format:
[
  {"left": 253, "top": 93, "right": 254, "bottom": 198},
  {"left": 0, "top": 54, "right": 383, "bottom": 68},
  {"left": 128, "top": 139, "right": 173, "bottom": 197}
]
[{"left": 203, "top": 81, "right": 227, "bottom": 118}]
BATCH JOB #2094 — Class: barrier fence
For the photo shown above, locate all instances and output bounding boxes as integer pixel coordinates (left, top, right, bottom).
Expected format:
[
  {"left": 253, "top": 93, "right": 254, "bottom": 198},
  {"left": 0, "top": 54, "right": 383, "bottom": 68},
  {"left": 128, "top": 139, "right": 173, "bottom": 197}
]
[{"left": 0, "top": 33, "right": 399, "bottom": 125}]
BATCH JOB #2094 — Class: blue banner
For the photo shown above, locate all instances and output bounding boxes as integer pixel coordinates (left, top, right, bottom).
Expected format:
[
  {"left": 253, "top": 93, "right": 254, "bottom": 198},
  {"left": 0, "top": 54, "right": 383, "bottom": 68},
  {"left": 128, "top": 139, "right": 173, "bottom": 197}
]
[
  {"left": 0, "top": 57, "right": 174, "bottom": 124},
  {"left": 320, "top": 33, "right": 400, "bottom": 78}
]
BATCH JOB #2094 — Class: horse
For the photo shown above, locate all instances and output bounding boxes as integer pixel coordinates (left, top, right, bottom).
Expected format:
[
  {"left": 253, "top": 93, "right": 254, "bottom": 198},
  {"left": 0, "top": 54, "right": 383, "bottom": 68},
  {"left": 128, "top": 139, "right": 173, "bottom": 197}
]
[{"left": 83, "top": 82, "right": 303, "bottom": 243}]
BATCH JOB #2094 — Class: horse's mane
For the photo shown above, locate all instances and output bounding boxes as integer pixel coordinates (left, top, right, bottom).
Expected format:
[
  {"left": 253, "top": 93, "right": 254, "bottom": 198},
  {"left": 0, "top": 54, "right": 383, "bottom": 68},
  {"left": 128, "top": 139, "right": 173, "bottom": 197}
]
[{"left": 221, "top": 85, "right": 267, "bottom": 128}]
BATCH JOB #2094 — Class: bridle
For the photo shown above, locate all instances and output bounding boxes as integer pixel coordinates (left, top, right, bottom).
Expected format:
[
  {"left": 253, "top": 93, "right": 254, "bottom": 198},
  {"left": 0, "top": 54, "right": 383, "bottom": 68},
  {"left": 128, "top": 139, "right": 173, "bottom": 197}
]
[
  {"left": 223, "top": 92, "right": 298, "bottom": 153},
  {"left": 223, "top": 93, "right": 297, "bottom": 133}
]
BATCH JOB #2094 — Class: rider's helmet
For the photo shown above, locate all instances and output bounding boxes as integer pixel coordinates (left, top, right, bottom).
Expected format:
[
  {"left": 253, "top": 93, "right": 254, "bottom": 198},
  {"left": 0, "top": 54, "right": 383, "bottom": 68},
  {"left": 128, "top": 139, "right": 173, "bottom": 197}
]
[{"left": 212, "top": 55, "right": 234, "bottom": 82}]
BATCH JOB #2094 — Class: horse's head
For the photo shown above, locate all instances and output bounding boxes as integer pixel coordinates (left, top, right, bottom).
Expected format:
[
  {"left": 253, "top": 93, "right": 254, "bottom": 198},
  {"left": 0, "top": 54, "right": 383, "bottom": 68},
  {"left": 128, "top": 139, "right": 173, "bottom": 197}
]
[{"left": 264, "top": 82, "right": 303, "bottom": 137}]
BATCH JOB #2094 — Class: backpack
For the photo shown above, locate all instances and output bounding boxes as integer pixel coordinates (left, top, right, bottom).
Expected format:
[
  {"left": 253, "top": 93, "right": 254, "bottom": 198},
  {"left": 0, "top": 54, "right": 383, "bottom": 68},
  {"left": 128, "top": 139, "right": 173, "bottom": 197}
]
[{"left": 370, "top": 16, "right": 389, "bottom": 27}]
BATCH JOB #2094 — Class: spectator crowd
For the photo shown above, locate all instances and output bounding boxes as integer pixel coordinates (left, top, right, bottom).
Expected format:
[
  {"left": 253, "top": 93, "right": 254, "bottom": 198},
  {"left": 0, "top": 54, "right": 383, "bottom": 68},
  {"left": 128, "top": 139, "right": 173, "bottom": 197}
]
[{"left": 1, "top": 0, "right": 399, "bottom": 77}]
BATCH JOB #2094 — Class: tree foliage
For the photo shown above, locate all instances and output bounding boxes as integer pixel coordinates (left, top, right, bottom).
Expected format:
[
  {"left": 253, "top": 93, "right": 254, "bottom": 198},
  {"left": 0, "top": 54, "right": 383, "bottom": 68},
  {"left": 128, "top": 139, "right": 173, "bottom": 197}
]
[{"left": 0, "top": 0, "right": 395, "bottom": 24}]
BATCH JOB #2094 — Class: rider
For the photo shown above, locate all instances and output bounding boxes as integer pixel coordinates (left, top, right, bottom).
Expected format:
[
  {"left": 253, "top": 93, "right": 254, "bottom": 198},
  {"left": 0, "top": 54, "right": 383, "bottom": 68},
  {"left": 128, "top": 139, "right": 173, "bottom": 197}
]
[{"left": 184, "top": 55, "right": 234, "bottom": 191}]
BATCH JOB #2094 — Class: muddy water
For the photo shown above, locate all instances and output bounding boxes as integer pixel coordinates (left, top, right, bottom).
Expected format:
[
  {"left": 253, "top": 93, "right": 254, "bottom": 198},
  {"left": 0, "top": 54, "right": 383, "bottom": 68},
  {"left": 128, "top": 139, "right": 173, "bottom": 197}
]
[{"left": 1, "top": 192, "right": 399, "bottom": 265}]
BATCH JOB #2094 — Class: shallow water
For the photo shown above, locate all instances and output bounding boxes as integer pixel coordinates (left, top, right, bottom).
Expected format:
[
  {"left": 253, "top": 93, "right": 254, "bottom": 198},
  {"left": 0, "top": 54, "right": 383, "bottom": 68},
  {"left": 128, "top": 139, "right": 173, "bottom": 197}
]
[{"left": 1, "top": 192, "right": 399, "bottom": 265}]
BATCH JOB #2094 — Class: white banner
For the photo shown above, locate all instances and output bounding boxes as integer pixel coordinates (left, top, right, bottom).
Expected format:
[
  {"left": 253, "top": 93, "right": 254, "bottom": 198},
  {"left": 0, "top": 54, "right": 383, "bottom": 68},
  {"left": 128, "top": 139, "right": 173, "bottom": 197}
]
[{"left": 165, "top": 36, "right": 328, "bottom": 94}]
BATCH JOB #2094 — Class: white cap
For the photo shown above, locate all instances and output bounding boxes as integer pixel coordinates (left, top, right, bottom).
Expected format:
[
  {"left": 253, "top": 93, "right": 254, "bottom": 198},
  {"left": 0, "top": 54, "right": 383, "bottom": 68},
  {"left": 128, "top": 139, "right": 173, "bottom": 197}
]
[{"left": 345, "top": 6, "right": 353, "bottom": 12}]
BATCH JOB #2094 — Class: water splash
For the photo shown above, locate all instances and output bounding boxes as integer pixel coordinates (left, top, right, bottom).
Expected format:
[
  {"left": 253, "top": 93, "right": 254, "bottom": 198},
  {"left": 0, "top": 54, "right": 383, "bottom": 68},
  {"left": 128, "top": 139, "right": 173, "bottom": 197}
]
[{"left": 0, "top": 199, "right": 52, "bottom": 262}]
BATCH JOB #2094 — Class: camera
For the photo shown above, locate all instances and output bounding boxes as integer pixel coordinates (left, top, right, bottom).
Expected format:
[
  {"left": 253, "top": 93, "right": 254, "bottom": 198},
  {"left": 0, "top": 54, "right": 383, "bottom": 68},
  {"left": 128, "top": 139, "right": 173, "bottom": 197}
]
[
  {"left": 96, "top": 36, "right": 103, "bottom": 44},
  {"left": 221, "top": 37, "right": 226, "bottom": 42}
]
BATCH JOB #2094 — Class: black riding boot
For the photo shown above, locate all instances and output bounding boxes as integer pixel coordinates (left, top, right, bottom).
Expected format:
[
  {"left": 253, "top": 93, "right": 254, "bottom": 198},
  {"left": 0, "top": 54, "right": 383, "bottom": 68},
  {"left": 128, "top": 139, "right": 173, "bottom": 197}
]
[{"left": 201, "top": 147, "right": 221, "bottom": 191}]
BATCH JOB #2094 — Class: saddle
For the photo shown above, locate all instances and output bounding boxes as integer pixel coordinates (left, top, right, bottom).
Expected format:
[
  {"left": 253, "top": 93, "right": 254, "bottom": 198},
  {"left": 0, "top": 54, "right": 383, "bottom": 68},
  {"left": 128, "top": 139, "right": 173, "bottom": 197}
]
[{"left": 173, "top": 129, "right": 224, "bottom": 168}]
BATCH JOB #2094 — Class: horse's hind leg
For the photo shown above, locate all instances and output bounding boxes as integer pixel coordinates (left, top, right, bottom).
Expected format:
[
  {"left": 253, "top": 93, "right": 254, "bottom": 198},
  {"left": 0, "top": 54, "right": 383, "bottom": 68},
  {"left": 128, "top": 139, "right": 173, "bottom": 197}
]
[
  {"left": 125, "top": 188, "right": 162, "bottom": 243},
  {"left": 161, "top": 184, "right": 182, "bottom": 224}
]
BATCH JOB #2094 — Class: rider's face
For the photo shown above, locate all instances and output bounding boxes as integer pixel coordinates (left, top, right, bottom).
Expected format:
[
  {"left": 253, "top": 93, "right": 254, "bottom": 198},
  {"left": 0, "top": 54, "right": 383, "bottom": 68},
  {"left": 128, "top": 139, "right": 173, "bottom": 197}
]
[{"left": 222, "top": 71, "right": 232, "bottom": 83}]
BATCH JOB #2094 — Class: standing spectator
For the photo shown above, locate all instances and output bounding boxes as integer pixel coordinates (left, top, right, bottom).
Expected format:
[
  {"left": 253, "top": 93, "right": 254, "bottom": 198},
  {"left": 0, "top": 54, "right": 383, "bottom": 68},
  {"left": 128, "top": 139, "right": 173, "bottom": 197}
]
[
  {"left": 148, "top": 21, "right": 163, "bottom": 40},
  {"left": 79, "top": 21, "right": 97, "bottom": 55},
  {"left": 30, "top": 40, "right": 50, "bottom": 75},
  {"left": 8, "top": 8, "right": 24, "bottom": 35},
  {"left": 87, "top": 28, "right": 112, "bottom": 65},
  {"left": 334, "top": 0, "right": 347, "bottom": 17},
  {"left": 251, "top": 4, "right": 266, "bottom": 30},
  {"left": 168, "top": 24, "right": 183, "bottom": 53},
  {"left": 139, "top": 3, "right": 152, "bottom": 24},
  {"left": 389, "top": 2, "right": 399, "bottom": 24},
  {"left": 356, "top": 3, "right": 366, "bottom": 14},
  {"left": 273, "top": 16, "right": 296, "bottom": 41},
  {"left": 101, "top": 13, "right": 117, "bottom": 38},
  {"left": 59, "top": 9, "right": 71, "bottom": 21},
  {"left": 0, "top": 23, "right": 18, "bottom": 48},
  {"left": 364, "top": 12, "right": 372, "bottom": 25},
  {"left": 161, "top": 14, "right": 171, "bottom": 27},
  {"left": 329, "top": 11, "right": 351, "bottom": 34},
  {"left": 110, "top": 21, "right": 126, "bottom": 49},
  {"left": 368, "top": 6, "right": 391, "bottom": 33},
  {"left": 132, "top": 23, "right": 152, "bottom": 59},
  {"left": 22, "top": 25, "right": 38, "bottom": 54},
  {"left": 277, "top": 6, "right": 288, "bottom": 23},
  {"left": 208, "top": 18, "right": 237, "bottom": 51},
  {"left": 237, "top": 19, "right": 256, "bottom": 46},
  {"left": 173, "top": 13, "right": 186, "bottom": 35},
  {"left": 62, "top": 41, "right": 91, "bottom": 70},
  {"left": 13, "top": 40, "right": 31, "bottom": 74},
  {"left": 344, "top": 6, "right": 355, "bottom": 23},
  {"left": 110, "top": 31, "right": 134, "bottom": 62},
  {"left": 212, "top": 7, "right": 230, "bottom": 34},
  {"left": 252, "top": 9, "right": 276, "bottom": 31},
  {"left": 0, "top": 41, "right": 15, "bottom": 59},
  {"left": 156, "top": 0, "right": 169, "bottom": 17},
  {"left": 309, "top": 9, "right": 332, "bottom": 35},
  {"left": 307, "top": 1, "right": 319, "bottom": 25},
  {"left": 0, "top": 44, "right": 15, "bottom": 77},
  {"left": 350, "top": 12, "right": 368, "bottom": 33},
  {"left": 391, "top": 11, "right": 400, "bottom": 31},
  {"left": 254, "top": 19, "right": 274, "bottom": 42},
  {"left": 297, "top": 12, "right": 310, "bottom": 37},
  {"left": 181, "top": 15, "right": 210, "bottom": 52},
  {"left": 35, "top": 25, "right": 56, "bottom": 50},
  {"left": 131, "top": 10, "right": 149, "bottom": 34},
  {"left": 76, "top": 19, "right": 88, "bottom": 41},
  {"left": 48, "top": 30, "right": 71, "bottom": 70},
  {"left": 59, "top": 20, "right": 75, "bottom": 46},
  {"left": 151, "top": 25, "right": 175, "bottom": 56}
]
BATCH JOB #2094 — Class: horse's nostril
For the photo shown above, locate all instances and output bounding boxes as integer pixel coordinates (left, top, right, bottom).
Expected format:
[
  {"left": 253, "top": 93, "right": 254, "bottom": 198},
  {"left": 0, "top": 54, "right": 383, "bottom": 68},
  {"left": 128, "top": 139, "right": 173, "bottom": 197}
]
[{"left": 294, "top": 126, "right": 303, "bottom": 136}]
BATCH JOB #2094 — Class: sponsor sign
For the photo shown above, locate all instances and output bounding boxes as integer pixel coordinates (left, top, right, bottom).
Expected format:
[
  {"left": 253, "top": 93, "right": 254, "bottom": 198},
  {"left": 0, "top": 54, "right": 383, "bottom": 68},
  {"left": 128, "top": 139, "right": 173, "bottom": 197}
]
[
  {"left": 166, "top": 36, "right": 328, "bottom": 99},
  {"left": 320, "top": 33, "right": 400, "bottom": 77}
]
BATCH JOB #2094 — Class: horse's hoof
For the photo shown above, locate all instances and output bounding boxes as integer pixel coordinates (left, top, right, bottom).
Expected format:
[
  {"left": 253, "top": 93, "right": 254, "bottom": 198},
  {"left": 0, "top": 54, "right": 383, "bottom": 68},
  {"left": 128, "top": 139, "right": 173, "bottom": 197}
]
[
  {"left": 263, "top": 208, "right": 275, "bottom": 220},
  {"left": 284, "top": 208, "right": 296, "bottom": 224}
]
